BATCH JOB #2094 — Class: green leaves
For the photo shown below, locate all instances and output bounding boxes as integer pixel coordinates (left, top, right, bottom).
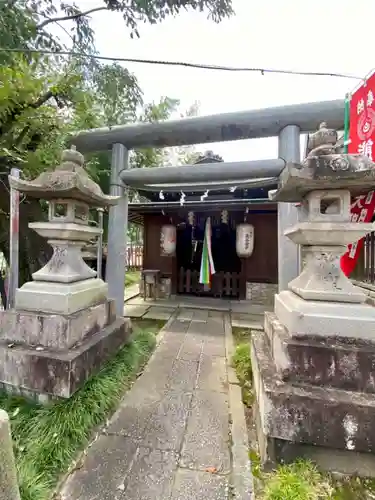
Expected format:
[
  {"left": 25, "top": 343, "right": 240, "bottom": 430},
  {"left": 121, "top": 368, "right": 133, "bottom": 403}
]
[
  {"left": 91, "top": 62, "right": 143, "bottom": 127},
  {"left": 103, "top": 0, "right": 233, "bottom": 37}
]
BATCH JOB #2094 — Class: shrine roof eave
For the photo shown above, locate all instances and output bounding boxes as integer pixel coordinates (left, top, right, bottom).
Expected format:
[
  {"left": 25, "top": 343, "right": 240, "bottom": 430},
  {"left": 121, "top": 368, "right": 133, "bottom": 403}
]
[
  {"left": 128, "top": 198, "right": 276, "bottom": 214},
  {"left": 120, "top": 158, "right": 287, "bottom": 191},
  {"left": 69, "top": 99, "right": 344, "bottom": 152},
  {"left": 127, "top": 198, "right": 276, "bottom": 226}
]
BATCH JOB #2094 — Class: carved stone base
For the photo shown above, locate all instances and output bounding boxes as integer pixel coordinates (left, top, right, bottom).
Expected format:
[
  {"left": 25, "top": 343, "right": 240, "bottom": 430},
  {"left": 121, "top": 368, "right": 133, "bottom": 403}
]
[
  {"left": 0, "top": 300, "right": 116, "bottom": 350},
  {"left": 15, "top": 278, "right": 107, "bottom": 315},
  {"left": 0, "top": 317, "right": 131, "bottom": 400},
  {"left": 275, "top": 290, "right": 375, "bottom": 340},
  {"left": 253, "top": 399, "right": 375, "bottom": 478},
  {"left": 288, "top": 245, "right": 366, "bottom": 303},
  {"left": 32, "top": 240, "right": 97, "bottom": 283},
  {"left": 264, "top": 311, "right": 375, "bottom": 393},
  {"left": 252, "top": 330, "right": 375, "bottom": 464}
]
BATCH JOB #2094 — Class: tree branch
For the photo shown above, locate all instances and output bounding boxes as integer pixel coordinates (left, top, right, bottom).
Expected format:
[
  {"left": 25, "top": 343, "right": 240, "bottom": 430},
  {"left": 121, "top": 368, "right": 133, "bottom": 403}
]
[
  {"left": 0, "top": 90, "right": 55, "bottom": 138},
  {"left": 36, "top": 6, "right": 107, "bottom": 30},
  {"left": 30, "top": 90, "right": 54, "bottom": 109}
]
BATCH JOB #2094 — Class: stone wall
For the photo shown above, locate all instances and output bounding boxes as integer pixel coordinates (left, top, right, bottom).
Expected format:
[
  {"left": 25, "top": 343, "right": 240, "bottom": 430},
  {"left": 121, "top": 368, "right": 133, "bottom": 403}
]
[{"left": 246, "top": 282, "right": 277, "bottom": 306}]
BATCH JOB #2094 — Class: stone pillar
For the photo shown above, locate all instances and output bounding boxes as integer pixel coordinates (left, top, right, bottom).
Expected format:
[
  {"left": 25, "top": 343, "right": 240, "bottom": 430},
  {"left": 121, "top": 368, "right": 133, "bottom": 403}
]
[
  {"left": 277, "top": 125, "right": 300, "bottom": 292},
  {"left": 0, "top": 410, "right": 21, "bottom": 500},
  {"left": 106, "top": 143, "right": 129, "bottom": 317}
]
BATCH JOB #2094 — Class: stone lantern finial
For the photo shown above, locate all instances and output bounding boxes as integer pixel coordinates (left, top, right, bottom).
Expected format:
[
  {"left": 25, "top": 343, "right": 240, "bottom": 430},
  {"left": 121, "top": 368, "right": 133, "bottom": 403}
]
[
  {"left": 56, "top": 145, "right": 84, "bottom": 172},
  {"left": 306, "top": 121, "right": 338, "bottom": 158}
]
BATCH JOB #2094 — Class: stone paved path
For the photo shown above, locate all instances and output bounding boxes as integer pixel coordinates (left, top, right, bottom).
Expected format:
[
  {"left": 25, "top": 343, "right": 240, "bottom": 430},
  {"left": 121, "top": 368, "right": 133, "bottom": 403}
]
[
  {"left": 60, "top": 309, "right": 252, "bottom": 500},
  {"left": 124, "top": 283, "right": 140, "bottom": 301}
]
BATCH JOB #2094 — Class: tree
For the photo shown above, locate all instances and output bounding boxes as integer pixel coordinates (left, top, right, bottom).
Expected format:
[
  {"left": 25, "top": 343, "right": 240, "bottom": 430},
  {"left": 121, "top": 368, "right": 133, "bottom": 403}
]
[
  {"left": 32, "top": 0, "right": 233, "bottom": 40},
  {"left": 0, "top": 0, "right": 234, "bottom": 286}
]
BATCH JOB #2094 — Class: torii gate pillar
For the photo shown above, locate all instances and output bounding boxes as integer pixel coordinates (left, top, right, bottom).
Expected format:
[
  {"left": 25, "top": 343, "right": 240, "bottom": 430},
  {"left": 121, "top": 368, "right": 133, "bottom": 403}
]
[
  {"left": 106, "top": 143, "right": 129, "bottom": 316},
  {"left": 277, "top": 125, "right": 301, "bottom": 291}
]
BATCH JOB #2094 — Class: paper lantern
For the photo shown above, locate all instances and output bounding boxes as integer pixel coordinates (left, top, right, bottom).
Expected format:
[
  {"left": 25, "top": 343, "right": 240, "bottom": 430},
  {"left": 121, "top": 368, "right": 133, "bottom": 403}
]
[
  {"left": 160, "top": 225, "right": 176, "bottom": 256},
  {"left": 236, "top": 223, "right": 254, "bottom": 257}
]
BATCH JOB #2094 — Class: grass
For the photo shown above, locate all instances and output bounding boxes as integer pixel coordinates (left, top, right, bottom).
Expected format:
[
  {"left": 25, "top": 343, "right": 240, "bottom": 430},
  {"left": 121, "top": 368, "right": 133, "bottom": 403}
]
[
  {"left": 232, "top": 342, "right": 252, "bottom": 385},
  {"left": 262, "top": 460, "right": 333, "bottom": 500},
  {"left": 232, "top": 326, "right": 252, "bottom": 346},
  {"left": 249, "top": 447, "right": 262, "bottom": 479},
  {"left": 0, "top": 322, "right": 159, "bottom": 500},
  {"left": 231, "top": 330, "right": 375, "bottom": 500},
  {"left": 125, "top": 270, "right": 140, "bottom": 288},
  {"left": 232, "top": 340, "right": 254, "bottom": 407},
  {"left": 133, "top": 318, "right": 166, "bottom": 332},
  {"left": 330, "top": 476, "right": 375, "bottom": 499},
  {"left": 261, "top": 461, "right": 375, "bottom": 499}
]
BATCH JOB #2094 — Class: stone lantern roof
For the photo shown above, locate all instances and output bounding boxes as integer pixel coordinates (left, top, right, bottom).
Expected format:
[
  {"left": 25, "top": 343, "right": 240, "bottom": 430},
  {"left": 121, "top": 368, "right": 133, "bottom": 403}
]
[{"left": 8, "top": 146, "right": 119, "bottom": 207}]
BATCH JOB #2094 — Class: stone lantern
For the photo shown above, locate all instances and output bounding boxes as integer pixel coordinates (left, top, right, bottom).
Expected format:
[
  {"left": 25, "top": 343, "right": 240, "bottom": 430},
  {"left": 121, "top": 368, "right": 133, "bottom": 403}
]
[
  {"left": 0, "top": 146, "right": 131, "bottom": 401},
  {"left": 12, "top": 146, "right": 114, "bottom": 313},
  {"left": 252, "top": 124, "right": 375, "bottom": 474}
]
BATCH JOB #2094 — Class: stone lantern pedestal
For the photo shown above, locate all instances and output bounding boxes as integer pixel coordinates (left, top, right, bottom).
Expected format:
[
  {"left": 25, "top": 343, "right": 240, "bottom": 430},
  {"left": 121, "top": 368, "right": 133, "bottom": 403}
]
[
  {"left": 252, "top": 149, "right": 375, "bottom": 475},
  {"left": 0, "top": 147, "right": 131, "bottom": 402}
]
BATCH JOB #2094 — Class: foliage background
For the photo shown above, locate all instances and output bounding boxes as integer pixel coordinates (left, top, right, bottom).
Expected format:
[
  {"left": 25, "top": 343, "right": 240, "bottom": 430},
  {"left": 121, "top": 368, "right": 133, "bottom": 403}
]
[{"left": 0, "top": 0, "right": 233, "bottom": 287}]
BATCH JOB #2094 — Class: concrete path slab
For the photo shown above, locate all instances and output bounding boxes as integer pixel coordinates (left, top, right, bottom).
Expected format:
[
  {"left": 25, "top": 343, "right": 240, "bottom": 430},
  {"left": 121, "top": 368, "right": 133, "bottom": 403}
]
[
  {"left": 125, "top": 284, "right": 140, "bottom": 301},
  {"left": 176, "top": 308, "right": 195, "bottom": 322},
  {"left": 231, "top": 313, "right": 263, "bottom": 330},
  {"left": 177, "top": 297, "right": 230, "bottom": 311},
  {"left": 126, "top": 295, "right": 179, "bottom": 308},
  {"left": 143, "top": 306, "right": 175, "bottom": 321},
  {"left": 180, "top": 389, "right": 231, "bottom": 474},
  {"left": 230, "top": 301, "right": 272, "bottom": 315},
  {"left": 126, "top": 296, "right": 147, "bottom": 306},
  {"left": 124, "top": 304, "right": 150, "bottom": 318},
  {"left": 171, "top": 469, "right": 229, "bottom": 500},
  {"left": 60, "top": 311, "right": 253, "bottom": 500}
]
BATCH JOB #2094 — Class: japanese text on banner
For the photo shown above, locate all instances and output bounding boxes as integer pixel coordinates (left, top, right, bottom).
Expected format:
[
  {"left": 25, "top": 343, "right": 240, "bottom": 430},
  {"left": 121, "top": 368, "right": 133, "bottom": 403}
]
[
  {"left": 348, "top": 73, "right": 375, "bottom": 160},
  {"left": 340, "top": 190, "right": 375, "bottom": 276},
  {"left": 340, "top": 73, "right": 375, "bottom": 277}
]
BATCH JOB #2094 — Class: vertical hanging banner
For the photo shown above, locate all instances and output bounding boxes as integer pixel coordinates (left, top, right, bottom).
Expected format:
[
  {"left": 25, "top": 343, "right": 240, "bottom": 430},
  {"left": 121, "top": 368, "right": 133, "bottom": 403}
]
[
  {"left": 341, "top": 191, "right": 375, "bottom": 276},
  {"left": 199, "top": 216, "right": 215, "bottom": 288},
  {"left": 341, "top": 71, "right": 375, "bottom": 276},
  {"left": 348, "top": 72, "right": 375, "bottom": 160}
]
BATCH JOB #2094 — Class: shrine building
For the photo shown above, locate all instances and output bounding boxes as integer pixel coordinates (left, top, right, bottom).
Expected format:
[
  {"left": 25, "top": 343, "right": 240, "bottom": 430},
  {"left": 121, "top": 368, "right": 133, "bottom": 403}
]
[{"left": 128, "top": 151, "right": 278, "bottom": 304}]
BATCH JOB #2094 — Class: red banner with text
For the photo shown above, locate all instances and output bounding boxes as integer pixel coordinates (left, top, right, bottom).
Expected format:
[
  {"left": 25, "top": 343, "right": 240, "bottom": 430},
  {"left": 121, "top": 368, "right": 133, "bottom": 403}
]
[
  {"left": 340, "top": 191, "right": 375, "bottom": 276},
  {"left": 340, "top": 72, "right": 375, "bottom": 276}
]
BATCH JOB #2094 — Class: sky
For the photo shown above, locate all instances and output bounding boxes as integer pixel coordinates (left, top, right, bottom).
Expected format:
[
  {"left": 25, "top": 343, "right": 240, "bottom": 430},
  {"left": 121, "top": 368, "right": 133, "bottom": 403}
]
[{"left": 75, "top": 0, "right": 375, "bottom": 162}]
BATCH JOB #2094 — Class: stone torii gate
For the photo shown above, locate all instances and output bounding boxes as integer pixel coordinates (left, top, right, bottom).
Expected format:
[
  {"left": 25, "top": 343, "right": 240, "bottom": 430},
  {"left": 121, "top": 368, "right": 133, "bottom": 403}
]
[{"left": 69, "top": 99, "right": 345, "bottom": 316}]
